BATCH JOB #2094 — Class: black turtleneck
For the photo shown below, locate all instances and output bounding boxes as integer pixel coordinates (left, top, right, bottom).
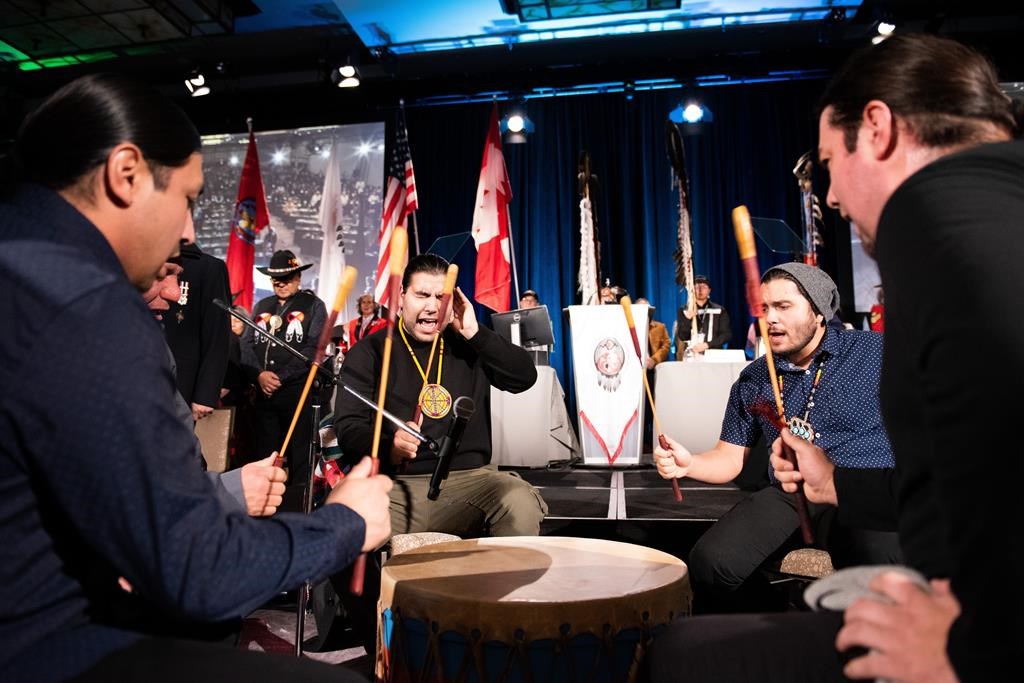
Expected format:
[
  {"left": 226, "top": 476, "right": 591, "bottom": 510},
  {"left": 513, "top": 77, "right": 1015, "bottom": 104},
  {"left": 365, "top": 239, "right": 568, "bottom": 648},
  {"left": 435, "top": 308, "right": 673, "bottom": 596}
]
[{"left": 334, "top": 324, "right": 536, "bottom": 475}]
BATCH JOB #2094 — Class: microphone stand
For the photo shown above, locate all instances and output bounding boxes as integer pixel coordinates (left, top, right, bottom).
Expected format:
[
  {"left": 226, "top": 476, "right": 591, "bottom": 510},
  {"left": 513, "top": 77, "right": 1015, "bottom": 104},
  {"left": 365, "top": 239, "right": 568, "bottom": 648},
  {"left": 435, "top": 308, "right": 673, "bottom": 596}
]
[
  {"left": 213, "top": 300, "right": 437, "bottom": 452},
  {"left": 294, "top": 373, "right": 322, "bottom": 655},
  {"left": 427, "top": 396, "right": 476, "bottom": 501},
  {"left": 213, "top": 300, "right": 437, "bottom": 654}
]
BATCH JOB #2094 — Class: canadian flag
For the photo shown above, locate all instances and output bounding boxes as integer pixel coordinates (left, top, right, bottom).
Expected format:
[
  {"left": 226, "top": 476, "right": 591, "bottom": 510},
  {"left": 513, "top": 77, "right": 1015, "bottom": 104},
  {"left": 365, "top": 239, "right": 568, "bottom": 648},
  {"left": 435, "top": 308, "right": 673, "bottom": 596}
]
[{"left": 471, "top": 103, "right": 512, "bottom": 313}]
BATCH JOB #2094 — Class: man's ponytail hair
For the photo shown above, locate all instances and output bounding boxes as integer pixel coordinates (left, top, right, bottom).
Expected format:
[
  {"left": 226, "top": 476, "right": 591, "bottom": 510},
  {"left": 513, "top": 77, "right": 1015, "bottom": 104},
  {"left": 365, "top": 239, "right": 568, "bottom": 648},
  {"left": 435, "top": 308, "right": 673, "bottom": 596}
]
[
  {"left": 14, "top": 73, "right": 200, "bottom": 191},
  {"left": 819, "top": 33, "right": 1018, "bottom": 151}
]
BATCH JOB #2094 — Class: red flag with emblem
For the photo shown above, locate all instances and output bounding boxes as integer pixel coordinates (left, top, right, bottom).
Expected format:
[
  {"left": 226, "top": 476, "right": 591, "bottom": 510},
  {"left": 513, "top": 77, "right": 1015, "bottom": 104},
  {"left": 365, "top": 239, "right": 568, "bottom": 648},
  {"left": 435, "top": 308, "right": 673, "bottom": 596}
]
[
  {"left": 225, "top": 128, "right": 269, "bottom": 312},
  {"left": 471, "top": 103, "right": 512, "bottom": 313}
]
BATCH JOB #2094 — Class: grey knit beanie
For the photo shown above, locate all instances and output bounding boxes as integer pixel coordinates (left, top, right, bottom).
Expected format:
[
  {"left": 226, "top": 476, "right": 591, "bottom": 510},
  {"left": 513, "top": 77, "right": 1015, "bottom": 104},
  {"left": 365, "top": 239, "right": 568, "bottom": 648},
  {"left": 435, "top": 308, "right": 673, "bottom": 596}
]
[{"left": 762, "top": 262, "right": 840, "bottom": 319}]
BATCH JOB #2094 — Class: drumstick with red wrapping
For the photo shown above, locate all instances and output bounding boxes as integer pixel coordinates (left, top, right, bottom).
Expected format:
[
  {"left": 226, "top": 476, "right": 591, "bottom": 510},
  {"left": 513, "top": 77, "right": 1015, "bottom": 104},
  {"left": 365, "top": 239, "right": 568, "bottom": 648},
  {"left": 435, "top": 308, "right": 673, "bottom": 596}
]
[
  {"left": 620, "top": 296, "right": 683, "bottom": 502},
  {"left": 350, "top": 226, "right": 407, "bottom": 596},
  {"left": 411, "top": 263, "right": 459, "bottom": 424},
  {"left": 732, "top": 205, "right": 813, "bottom": 544},
  {"left": 275, "top": 265, "right": 357, "bottom": 467}
]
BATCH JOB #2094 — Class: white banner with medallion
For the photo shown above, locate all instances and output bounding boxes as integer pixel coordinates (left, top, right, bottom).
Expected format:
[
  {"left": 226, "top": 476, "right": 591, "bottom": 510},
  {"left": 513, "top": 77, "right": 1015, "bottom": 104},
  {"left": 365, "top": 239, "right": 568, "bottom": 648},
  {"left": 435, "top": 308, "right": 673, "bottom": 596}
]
[{"left": 567, "top": 304, "right": 647, "bottom": 466}]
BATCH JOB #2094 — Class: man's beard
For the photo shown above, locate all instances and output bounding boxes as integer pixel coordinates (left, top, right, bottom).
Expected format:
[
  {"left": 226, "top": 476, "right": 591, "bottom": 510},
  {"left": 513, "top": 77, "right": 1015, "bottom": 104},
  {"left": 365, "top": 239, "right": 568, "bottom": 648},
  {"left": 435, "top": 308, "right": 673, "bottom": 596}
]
[{"left": 776, "top": 317, "right": 820, "bottom": 359}]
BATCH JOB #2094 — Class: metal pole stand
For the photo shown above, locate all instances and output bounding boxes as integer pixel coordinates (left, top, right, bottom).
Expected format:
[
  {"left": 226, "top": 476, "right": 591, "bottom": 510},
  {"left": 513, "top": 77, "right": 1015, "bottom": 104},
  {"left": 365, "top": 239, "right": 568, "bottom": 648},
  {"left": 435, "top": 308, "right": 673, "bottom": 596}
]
[{"left": 294, "top": 382, "right": 323, "bottom": 656}]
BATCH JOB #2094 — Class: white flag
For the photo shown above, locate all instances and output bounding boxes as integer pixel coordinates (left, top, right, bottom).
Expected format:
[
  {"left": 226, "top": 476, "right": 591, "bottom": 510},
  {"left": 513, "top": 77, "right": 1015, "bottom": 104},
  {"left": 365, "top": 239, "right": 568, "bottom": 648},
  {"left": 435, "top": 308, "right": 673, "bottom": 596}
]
[{"left": 316, "top": 143, "right": 347, "bottom": 315}]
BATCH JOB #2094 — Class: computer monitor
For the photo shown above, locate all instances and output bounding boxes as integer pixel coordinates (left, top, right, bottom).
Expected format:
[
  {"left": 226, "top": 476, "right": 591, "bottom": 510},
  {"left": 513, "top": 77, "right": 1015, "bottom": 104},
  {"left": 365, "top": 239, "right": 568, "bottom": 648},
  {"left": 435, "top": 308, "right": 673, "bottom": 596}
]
[{"left": 491, "top": 304, "right": 555, "bottom": 348}]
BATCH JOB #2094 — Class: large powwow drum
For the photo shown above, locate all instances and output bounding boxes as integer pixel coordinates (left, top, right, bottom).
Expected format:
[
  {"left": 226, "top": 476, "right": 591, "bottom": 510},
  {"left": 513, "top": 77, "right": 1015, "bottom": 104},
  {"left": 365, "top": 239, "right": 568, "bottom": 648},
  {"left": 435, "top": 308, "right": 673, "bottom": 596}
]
[{"left": 376, "top": 536, "right": 691, "bottom": 682}]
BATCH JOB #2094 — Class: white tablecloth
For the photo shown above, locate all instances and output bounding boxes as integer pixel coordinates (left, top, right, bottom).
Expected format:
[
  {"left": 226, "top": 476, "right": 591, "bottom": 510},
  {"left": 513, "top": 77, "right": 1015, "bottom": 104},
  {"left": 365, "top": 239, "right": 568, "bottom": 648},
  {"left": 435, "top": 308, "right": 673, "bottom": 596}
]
[
  {"left": 654, "top": 360, "right": 749, "bottom": 453},
  {"left": 491, "top": 366, "right": 579, "bottom": 467}
]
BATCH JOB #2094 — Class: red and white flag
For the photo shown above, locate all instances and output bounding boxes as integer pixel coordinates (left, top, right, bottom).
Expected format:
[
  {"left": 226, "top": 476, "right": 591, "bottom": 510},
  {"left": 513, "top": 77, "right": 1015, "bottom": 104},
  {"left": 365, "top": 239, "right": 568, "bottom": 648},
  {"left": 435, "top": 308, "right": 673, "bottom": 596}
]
[
  {"left": 374, "top": 111, "right": 417, "bottom": 309},
  {"left": 471, "top": 103, "right": 512, "bottom": 313},
  {"left": 225, "top": 128, "right": 269, "bottom": 312}
]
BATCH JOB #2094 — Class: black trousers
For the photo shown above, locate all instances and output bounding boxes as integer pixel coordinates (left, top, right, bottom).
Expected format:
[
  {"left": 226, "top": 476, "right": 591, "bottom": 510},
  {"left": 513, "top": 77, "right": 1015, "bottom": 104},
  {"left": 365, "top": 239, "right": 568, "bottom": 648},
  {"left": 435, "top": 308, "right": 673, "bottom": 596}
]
[
  {"left": 71, "top": 636, "right": 366, "bottom": 682},
  {"left": 250, "top": 380, "right": 316, "bottom": 489},
  {"left": 639, "top": 610, "right": 852, "bottom": 682},
  {"left": 689, "top": 485, "right": 902, "bottom": 613}
]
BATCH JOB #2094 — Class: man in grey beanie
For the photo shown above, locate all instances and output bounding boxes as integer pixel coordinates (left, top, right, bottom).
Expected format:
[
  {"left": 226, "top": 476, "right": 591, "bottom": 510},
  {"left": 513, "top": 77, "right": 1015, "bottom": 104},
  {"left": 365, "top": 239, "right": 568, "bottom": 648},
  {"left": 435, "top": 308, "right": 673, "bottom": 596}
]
[
  {"left": 763, "top": 262, "right": 841, "bottom": 322},
  {"left": 653, "top": 263, "right": 900, "bottom": 613}
]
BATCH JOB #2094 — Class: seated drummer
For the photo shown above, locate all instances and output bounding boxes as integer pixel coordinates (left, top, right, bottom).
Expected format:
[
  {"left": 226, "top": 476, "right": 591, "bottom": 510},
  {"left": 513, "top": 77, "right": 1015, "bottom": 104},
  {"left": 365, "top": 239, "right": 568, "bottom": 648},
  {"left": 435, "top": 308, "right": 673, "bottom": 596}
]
[
  {"left": 334, "top": 253, "right": 549, "bottom": 538},
  {"left": 654, "top": 263, "right": 901, "bottom": 612}
]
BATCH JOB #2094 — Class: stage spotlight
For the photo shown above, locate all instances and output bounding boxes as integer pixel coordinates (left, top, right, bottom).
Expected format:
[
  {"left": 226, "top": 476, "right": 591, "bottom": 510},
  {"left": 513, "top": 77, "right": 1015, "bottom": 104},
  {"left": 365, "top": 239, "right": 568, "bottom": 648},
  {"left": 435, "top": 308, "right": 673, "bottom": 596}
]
[
  {"left": 333, "top": 63, "right": 360, "bottom": 88},
  {"left": 669, "top": 98, "right": 713, "bottom": 128},
  {"left": 682, "top": 103, "right": 703, "bottom": 123},
  {"left": 877, "top": 21, "right": 896, "bottom": 36},
  {"left": 184, "top": 71, "right": 210, "bottom": 97},
  {"left": 500, "top": 107, "right": 534, "bottom": 144}
]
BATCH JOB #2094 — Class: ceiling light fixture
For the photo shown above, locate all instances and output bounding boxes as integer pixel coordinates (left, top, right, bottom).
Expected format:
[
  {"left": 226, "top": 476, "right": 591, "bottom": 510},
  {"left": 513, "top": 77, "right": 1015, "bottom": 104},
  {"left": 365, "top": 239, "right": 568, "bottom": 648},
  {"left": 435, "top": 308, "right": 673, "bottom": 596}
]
[
  {"left": 669, "top": 91, "right": 713, "bottom": 134},
  {"left": 184, "top": 71, "right": 210, "bottom": 97},
  {"left": 334, "top": 63, "right": 360, "bottom": 88},
  {"left": 500, "top": 102, "right": 534, "bottom": 144}
]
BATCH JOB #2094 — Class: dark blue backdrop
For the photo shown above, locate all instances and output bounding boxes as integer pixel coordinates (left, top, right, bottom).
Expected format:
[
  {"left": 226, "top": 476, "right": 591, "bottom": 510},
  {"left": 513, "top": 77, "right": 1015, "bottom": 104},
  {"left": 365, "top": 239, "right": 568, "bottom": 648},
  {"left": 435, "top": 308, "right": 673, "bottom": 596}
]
[{"left": 399, "top": 79, "right": 852, "bottom": 413}]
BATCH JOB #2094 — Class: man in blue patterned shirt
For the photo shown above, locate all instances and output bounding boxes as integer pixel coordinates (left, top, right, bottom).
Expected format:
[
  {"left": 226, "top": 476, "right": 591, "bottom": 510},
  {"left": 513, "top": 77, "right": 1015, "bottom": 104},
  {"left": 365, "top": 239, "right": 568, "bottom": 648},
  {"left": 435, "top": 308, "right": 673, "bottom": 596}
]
[
  {"left": 655, "top": 262, "right": 900, "bottom": 613},
  {"left": 0, "top": 74, "right": 391, "bottom": 682}
]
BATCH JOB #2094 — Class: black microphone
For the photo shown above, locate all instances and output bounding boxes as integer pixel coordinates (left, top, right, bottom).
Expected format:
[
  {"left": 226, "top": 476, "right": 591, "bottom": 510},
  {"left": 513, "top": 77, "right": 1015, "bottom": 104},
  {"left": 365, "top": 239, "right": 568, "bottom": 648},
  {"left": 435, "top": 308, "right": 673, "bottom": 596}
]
[{"left": 427, "top": 396, "right": 476, "bottom": 501}]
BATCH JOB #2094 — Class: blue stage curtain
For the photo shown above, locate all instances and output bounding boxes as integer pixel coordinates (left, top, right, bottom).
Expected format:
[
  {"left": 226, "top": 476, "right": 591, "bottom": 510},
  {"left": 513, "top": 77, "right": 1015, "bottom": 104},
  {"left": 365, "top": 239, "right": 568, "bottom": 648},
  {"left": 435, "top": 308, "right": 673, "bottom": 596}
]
[{"left": 402, "top": 79, "right": 849, "bottom": 418}]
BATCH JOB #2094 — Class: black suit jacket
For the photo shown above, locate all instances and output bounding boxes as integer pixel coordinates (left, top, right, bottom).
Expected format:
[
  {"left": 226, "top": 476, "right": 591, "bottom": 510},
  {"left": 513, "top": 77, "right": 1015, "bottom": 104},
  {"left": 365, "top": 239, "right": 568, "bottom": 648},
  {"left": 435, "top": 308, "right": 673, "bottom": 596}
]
[{"left": 164, "top": 242, "right": 231, "bottom": 407}]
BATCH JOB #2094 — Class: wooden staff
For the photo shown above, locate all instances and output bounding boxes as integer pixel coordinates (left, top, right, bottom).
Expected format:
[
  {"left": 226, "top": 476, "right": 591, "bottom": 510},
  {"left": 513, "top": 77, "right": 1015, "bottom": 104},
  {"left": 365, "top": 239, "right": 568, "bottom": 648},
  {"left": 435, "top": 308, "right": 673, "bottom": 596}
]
[
  {"left": 411, "top": 263, "right": 459, "bottom": 423},
  {"left": 793, "top": 151, "right": 823, "bottom": 267},
  {"left": 276, "top": 266, "right": 358, "bottom": 466},
  {"left": 666, "top": 120, "right": 699, "bottom": 343},
  {"left": 732, "top": 205, "right": 813, "bottom": 544},
  {"left": 620, "top": 296, "right": 683, "bottom": 502},
  {"left": 350, "top": 226, "right": 408, "bottom": 596}
]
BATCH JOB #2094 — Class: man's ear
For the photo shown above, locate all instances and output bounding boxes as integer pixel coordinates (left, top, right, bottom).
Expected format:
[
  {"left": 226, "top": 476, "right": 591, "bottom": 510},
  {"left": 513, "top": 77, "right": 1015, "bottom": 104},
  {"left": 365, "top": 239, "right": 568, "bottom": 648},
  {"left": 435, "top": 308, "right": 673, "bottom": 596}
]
[
  {"left": 102, "top": 143, "right": 146, "bottom": 207},
  {"left": 861, "top": 100, "right": 898, "bottom": 160}
]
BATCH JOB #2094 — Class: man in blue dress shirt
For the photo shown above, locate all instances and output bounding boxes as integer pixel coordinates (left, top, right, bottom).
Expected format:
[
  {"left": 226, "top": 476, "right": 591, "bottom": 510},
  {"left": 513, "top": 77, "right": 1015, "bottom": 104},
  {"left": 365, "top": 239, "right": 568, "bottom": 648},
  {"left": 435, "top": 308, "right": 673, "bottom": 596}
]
[
  {"left": 655, "top": 263, "right": 900, "bottom": 613},
  {"left": 0, "top": 74, "right": 392, "bottom": 682}
]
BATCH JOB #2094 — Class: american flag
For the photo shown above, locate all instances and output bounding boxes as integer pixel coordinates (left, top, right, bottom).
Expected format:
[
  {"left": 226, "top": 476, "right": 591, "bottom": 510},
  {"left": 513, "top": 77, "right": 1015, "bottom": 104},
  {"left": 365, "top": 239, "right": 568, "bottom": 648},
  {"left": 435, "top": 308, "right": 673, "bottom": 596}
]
[{"left": 374, "top": 111, "right": 417, "bottom": 308}]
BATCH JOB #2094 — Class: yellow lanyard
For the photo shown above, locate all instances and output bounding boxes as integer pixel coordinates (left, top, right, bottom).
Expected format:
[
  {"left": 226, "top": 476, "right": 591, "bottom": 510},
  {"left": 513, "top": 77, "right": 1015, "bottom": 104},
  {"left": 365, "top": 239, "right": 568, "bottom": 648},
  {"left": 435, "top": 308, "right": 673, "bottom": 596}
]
[{"left": 398, "top": 322, "right": 443, "bottom": 385}]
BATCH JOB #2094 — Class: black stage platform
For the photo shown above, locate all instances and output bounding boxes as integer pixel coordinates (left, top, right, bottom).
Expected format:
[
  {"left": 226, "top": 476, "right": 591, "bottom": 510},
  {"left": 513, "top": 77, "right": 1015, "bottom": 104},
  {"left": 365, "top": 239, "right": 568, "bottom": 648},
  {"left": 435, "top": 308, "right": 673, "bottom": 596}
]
[{"left": 510, "top": 465, "right": 751, "bottom": 564}]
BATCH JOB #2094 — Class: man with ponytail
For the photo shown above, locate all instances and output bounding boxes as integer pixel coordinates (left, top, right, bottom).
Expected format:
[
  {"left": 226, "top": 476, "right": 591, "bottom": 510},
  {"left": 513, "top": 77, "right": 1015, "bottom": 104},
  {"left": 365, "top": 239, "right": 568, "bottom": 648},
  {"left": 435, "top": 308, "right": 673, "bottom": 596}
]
[{"left": 0, "top": 74, "right": 389, "bottom": 682}]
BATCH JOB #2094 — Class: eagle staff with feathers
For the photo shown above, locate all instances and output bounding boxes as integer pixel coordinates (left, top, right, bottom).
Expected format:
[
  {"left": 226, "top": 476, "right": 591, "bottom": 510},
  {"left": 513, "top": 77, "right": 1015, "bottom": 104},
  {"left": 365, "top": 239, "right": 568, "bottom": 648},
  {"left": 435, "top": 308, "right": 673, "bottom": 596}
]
[
  {"left": 666, "top": 121, "right": 698, "bottom": 344},
  {"left": 793, "top": 150, "right": 824, "bottom": 266},
  {"left": 577, "top": 151, "right": 602, "bottom": 305}
]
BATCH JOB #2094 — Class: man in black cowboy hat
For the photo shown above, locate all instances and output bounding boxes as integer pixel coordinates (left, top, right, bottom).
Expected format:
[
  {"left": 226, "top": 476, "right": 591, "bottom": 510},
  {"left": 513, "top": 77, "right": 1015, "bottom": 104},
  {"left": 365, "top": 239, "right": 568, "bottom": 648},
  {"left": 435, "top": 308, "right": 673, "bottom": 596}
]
[{"left": 240, "top": 249, "right": 327, "bottom": 494}]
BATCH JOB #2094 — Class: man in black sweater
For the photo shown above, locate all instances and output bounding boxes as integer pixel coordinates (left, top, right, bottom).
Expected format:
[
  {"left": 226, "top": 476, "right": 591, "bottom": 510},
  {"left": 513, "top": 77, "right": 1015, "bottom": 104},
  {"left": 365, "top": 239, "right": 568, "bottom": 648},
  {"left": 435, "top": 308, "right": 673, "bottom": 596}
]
[
  {"left": 335, "top": 253, "right": 548, "bottom": 538},
  {"left": 642, "top": 33, "right": 1023, "bottom": 683}
]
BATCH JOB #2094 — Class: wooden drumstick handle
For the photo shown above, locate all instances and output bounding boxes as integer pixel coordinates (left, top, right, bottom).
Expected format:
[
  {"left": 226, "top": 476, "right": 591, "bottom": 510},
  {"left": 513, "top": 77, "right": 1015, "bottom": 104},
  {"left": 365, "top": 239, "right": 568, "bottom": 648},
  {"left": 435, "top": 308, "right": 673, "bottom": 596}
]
[
  {"left": 732, "top": 205, "right": 813, "bottom": 544},
  {"left": 780, "top": 439, "right": 814, "bottom": 545},
  {"left": 348, "top": 457, "right": 381, "bottom": 596},
  {"left": 351, "top": 228, "right": 407, "bottom": 596},
  {"left": 275, "top": 266, "right": 357, "bottom": 467},
  {"left": 621, "top": 296, "right": 682, "bottom": 502},
  {"left": 657, "top": 434, "right": 683, "bottom": 502}
]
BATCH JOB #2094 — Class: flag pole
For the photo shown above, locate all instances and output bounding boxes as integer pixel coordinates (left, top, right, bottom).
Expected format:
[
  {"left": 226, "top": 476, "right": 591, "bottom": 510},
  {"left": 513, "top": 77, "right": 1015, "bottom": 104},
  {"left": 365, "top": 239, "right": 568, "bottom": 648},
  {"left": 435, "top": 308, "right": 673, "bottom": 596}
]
[
  {"left": 507, "top": 204, "right": 521, "bottom": 306},
  {"left": 399, "top": 99, "right": 422, "bottom": 256},
  {"left": 409, "top": 211, "right": 422, "bottom": 256},
  {"left": 496, "top": 95, "right": 520, "bottom": 306}
]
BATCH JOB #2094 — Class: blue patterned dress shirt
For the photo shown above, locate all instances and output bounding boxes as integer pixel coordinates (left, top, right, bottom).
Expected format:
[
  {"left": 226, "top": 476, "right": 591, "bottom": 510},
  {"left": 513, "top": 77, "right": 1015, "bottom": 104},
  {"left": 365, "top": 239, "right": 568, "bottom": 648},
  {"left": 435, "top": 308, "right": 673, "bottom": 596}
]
[{"left": 0, "top": 185, "right": 365, "bottom": 682}]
